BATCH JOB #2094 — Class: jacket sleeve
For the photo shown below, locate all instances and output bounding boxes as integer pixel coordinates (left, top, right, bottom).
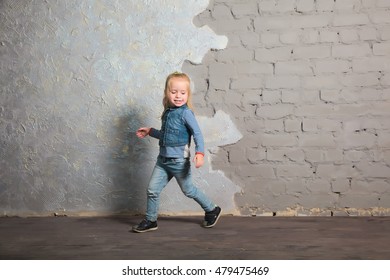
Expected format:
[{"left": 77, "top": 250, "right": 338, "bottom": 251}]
[
  {"left": 149, "top": 128, "right": 161, "bottom": 140},
  {"left": 183, "top": 110, "right": 205, "bottom": 155}
]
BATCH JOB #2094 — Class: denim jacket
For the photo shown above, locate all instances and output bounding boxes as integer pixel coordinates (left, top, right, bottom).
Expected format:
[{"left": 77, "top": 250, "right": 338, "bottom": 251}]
[
  {"left": 149, "top": 105, "right": 205, "bottom": 158},
  {"left": 159, "top": 105, "right": 191, "bottom": 147}
]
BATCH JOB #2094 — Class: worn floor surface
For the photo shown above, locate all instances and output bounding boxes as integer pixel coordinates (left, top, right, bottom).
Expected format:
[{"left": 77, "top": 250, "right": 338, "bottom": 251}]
[{"left": 0, "top": 216, "right": 389, "bottom": 260}]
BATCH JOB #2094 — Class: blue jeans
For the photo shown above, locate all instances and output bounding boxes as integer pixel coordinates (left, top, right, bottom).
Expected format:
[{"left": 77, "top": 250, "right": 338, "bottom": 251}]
[{"left": 146, "top": 156, "right": 215, "bottom": 221}]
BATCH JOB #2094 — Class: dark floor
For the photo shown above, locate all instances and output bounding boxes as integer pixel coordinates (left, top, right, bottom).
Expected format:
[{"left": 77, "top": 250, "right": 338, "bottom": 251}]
[{"left": 0, "top": 215, "right": 389, "bottom": 260}]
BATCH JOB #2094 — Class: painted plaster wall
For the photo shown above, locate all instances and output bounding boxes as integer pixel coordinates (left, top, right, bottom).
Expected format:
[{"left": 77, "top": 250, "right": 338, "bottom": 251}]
[
  {"left": 186, "top": 0, "right": 390, "bottom": 216},
  {"left": 0, "top": 0, "right": 242, "bottom": 216}
]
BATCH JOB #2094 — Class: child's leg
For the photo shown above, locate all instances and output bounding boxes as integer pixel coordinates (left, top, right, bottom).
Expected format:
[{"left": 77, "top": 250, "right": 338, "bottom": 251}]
[
  {"left": 172, "top": 158, "right": 215, "bottom": 212},
  {"left": 146, "top": 161, "right": 172, "bottom": 221}
]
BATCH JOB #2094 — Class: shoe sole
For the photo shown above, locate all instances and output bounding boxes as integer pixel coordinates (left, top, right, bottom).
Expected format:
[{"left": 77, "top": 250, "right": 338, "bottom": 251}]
[
  {"left": 203, "top": 209, "right": 221, "bottom": 228},
  {"left": 132, "top": 226, "right": 158, "bottom": 233}
]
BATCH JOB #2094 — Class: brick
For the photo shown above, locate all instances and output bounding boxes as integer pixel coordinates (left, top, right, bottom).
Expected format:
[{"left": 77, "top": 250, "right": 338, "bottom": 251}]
[
  {"left": 339, "top": 29, "right": 359, "bottom": 43},
  {"left": 212, "top": 18, "right": 252, "bottom": 33},
  {"left": 302, "top": 30, "right": 320, "bottom": 44},
  {"left": 319, "top": 119, "right": 342, "bottom": 132},
  {"left": 324, "top": 149, "right": 344, "bottom": 162},
  {"left": 304, "top": 150, "right": 323, "bottom": 162},
  {"left": 264, "top": 119, "right": 284, "bottom": 132},
  {"left": 297, "top": 0, "right": 315, "bottom": 13},
  {"left": 286, "top": 179, "right": 307, "bottom": 195},
  {"left": 315, "top": 59, "right": 350, "bottom": 73},
  {"left": 316, "top": 164, "right": 358, "bottom": 178},
  {"left": 282, "top": 90, "right": 301, "bottom": 104},
  {"left": 351, "top": 179, "right": 390, "bottom": 194},
  {"left": 262, "top": 90, "right": 281, "bottom": 104},
  {"left": 267, "top": 149, "right": 287, "bottom": 161},
  {"left": 275, "top": 61, "right": 313, "bottom": 75},
  {"left": 276, "top": 164, "right": 313, "bottom": 178},
  {"left": 261, "top": 32, "right": 281, "bottom": 47},
  {"left": 335, "top": 0, "right": 362, "bottom": 10},
  {"left": 241, "top": 90, "right": 261, "bottom": 106},
  {"left": 236, "top": 62, "right": 273, "bottom": 75},
  {"left": 302, "top": 119, "right": 317, "bottom": 131},
  {"left": 212, "top": 4, "right": 234, "bottom": 19},
  {"left": 244, "top": 118, "right": 264, "bottom": 133},
  {"left": 254, "top": 15, "right": 329, "bottom": 31},
  {"left": 258, "top": 0, "right": 277, "bottom": 13},
  {"left": 320, "top": 89, "right": 340, "bottom": 102},
  {"left": 255, "top": 47, "right": 292, "bottom": 62},
  {"left": 379, "top": 27, "right": 390, "bottom": 40},
  {"left": 319, "top": 30, "right": 339, "bottom": 43},
  {"left": 381, "top": 73, "right": 390, "bottom": 86},
  {"left": 231, "top": 3, "right": 259, "bottom": 18},
  {"left": 331, "top": 179, "right": 351, "bottom": 193},
  {"left": 229, "top": 148, "right": 248, "bottom": 164},
  {"left": 316, "top": 0, "right": 335, "bottom": 11},
  {"left": 285, "top": 119, "right": 301, "bottom": 132},
  {"left": 239, "top": 32, "right": 260, "bottom": 49},
  {"left": 261, "top": 133, "right": 298, "bottom": 147},
  {"left": 369, "top": 11, "right": 390, "bottom": 24},
  {"left": 352, "top": 57, "right": 390, "bottom": 72},
  {"left": 336, "top": 104, "right": 372, "bottom": 116},
  {"left": 275, "top": 0, "right": 295, "bottom": 13},
  {"left": 299, "top": 134, "right": 336, "bottom": 147},
  {"left": 302, "top": 75, "right": 340, "bottom": 89},
  {"left": 293, "top": 45, "right": 331, "bottom": 59},
  {"left": 377, "top": 0, "right": 390, "bottom": 7},
  {"left": 216, "top": 47, "right": 253, "bottom": 63},
  {"left": 231, "top": 77, "right": 263, "bottom": 89},
  {"left": 280, "top": 31, "right": 301, "bottom": 44},
  {"left": 339, "top": 194, "right": 379, "bottom": 208},
  {"left": 378, "top": 132, "right": 390, "bottom": 147},
  {"left": 362, "top": 0, "right": 376, "bottom": 8},
  {"left": 246, "top": 147, "right": 266, "bottom": 164},
  {"left": 285, "top": 149, "right": 305, "bottom": 161},
  {"left": 237, "top": 164, "right": 276, "bottom": 178},
  {"left": 344, "top": 150, "right": 366, "bottom": 162},
  {"left": 256, "top": 104, "right": 294, "bottom": 119},
  {"left": 332, "top": 43, "right": 371, "bottom": 58},
  {"left": 333, "top": 14, "right": 369, "bottom": 26},
  {"left": 296, "top": 104, "right": 334, "bottom": 117},
  {"left": 373, "top": 42, "right": 390, "bottom": 55},
  {"left": 307, "top": 179, "right": 332, "bottom": 193},
  {"left": 340, "top": 132, "right": 377, "bottom": 148},
  {"left": 265, "top": 75, "right": 301, "bottom": 89},
  {"left": 209, "top": 62, "right": 237, "bottom": 78},
  {"left": 359, "top": 27, "right": 378, "bottom": 41},
  {"left": 293, "top": 15, "right": 330, "bottom": 29},
  {"left": 340, "top": 73, "right": 380, "bottom": 87},
  {"left": 301, "top": 90, "right": 321, "bottom": 103}
]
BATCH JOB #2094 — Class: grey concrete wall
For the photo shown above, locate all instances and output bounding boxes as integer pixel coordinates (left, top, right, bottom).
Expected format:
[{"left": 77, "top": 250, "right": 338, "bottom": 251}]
[
  {"left": 184, "top": 0, "right": 390, "bottom": 216},
  {"left": 0, "top": 0, "right": 242, "bottom": 216},
  {"left": 1, "top": 0, "right": 390, "bottom": 217}
]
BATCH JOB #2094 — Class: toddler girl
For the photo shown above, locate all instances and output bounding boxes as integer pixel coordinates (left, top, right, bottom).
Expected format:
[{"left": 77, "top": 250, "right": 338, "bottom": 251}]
[{"left": 132, "top": 72, "right": 221, "bottom": 233}]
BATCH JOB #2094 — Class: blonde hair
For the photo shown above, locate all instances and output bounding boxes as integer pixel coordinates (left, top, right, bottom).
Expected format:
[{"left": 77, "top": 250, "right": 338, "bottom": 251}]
[{"left": 162, "top": 72, "right": 194, "bottom": 113}]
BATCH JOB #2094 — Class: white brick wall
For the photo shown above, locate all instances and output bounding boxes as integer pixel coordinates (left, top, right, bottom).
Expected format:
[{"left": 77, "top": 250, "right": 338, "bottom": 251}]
[{"left": 188, "top": 0, "right": 390, "bottom": 216}]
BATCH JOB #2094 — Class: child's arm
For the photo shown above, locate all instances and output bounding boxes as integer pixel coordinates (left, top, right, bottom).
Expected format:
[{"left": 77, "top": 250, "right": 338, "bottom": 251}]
[
  {"left": 183, "top": 110, "right": 205, "bottom": 168},
  {"left": 136, "top": 127, "right": 161, "bottom": 139}
]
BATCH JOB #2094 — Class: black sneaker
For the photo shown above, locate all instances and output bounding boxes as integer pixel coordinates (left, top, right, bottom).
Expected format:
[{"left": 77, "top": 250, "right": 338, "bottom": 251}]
[
  {"left": 132, "top": 219, "right": 158, "bottom": 233},
  {"left": 202, "top": 206, "right": 221, "bottom": 228}
]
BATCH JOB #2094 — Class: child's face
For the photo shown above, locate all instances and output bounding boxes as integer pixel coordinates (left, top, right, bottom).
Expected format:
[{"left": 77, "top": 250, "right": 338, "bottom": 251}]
[{"left": 167, "top": 77, "right": 189, "bottom": 107}]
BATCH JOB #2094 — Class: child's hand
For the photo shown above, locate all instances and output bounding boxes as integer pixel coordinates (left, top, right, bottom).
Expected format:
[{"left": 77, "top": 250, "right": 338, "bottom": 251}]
[
  {"left": 194, "top": 153, "right": 204, "bottom": 168},
  {"left": 136, "top": 127, "right": 151, "bottom": 139}
]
